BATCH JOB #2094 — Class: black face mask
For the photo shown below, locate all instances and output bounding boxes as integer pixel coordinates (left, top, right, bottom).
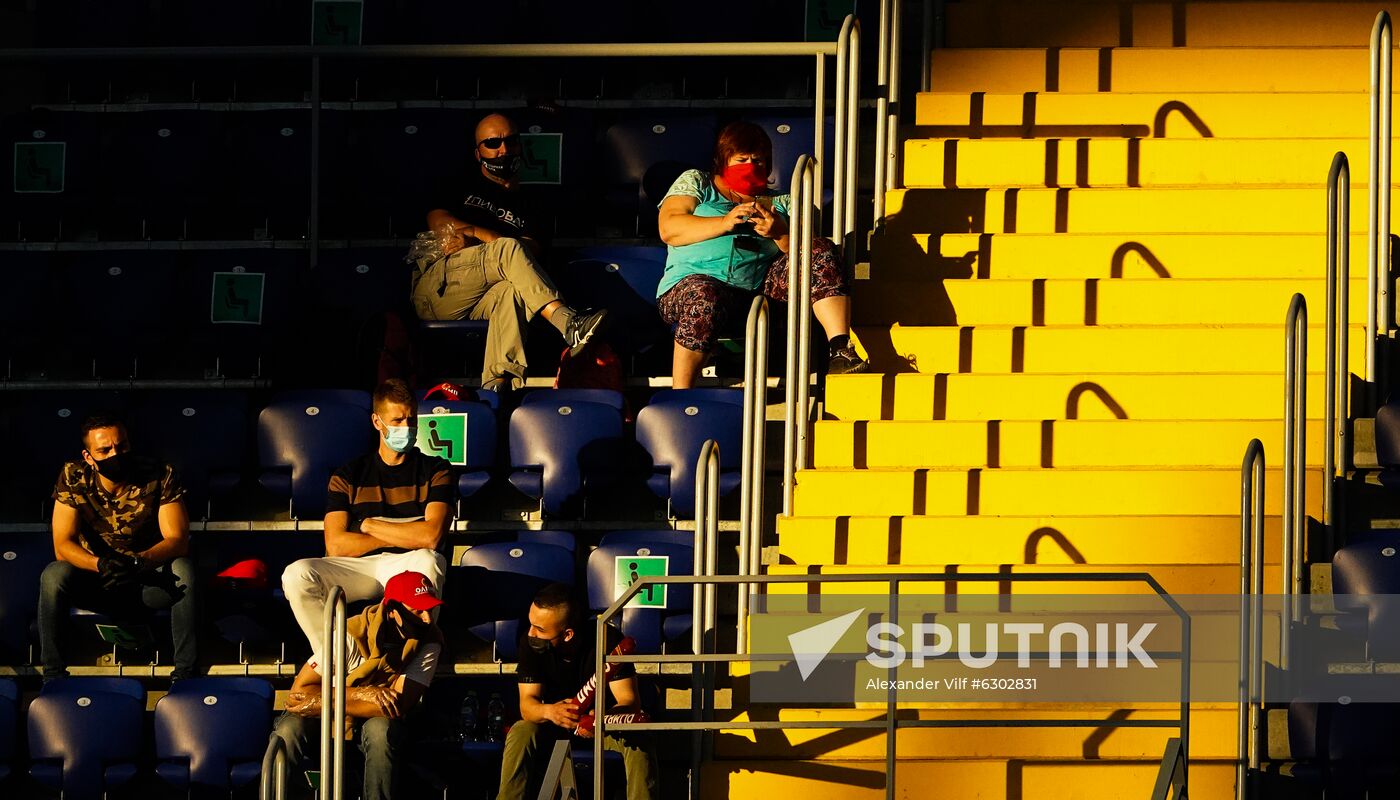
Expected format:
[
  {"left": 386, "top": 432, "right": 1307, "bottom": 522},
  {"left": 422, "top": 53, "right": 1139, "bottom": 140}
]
[
  {"left": 390, "top": 603, "right": 432, "bottom": 639},
  {"left": 92, "top": 452, "right": 134, "bottom": 484},
  {"left": 481, "top": 154, "right": 523, "bottom": 179},
  {"left": 526, "top": 634, "right": 555, "bottom": 654}
]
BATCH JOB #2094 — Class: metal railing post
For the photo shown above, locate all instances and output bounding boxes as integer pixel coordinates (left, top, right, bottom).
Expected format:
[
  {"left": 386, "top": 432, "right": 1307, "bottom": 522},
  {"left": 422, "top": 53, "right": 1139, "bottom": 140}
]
[
  {"left": 874, "top": 0, "right": 892, "bottom": 229},
  {"left": 259, "top": 733, "right": 288, "bottom": 800},
  {"left": 783, "top": 155, "right": 817, "bottom": 517},
  {"left": 832, "top": 16, "right": 860, "bottom": 248},
  {"left": 1368, "top": 11, "right": 1392, "bottom": 406},
  {"left": 738, "top": 296, "right": 769, "bottom": 654},
  {"left": 1237, "top": 440, "right": 1265, "bottom": 799},
  {"left": 1325, "top": 153, "right": 1351, "bottom": 551},
  {"left": 1283, "top": 294, "right": 1307, "bottom": 671},
  {"left": 320, "top": 586, "right": 347, "bottom": 800}
]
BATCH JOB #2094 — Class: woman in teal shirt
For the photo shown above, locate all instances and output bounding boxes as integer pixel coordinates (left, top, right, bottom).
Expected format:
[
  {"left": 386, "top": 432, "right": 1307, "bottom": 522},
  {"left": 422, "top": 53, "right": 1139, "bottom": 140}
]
[{"left": 656, "top": 121, "right": 868, "bottom": 387}]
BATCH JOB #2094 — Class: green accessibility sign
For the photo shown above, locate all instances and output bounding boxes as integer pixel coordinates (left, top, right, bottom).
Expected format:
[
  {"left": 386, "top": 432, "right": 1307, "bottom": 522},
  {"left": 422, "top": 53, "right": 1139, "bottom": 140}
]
[
  {"left": 518, "top": 133, "right": 562, "bottom": 185},
  {"left": 13, "top": 141, "right": 66, "bottom": 193},
  {"left": 614, "top": 554, "right": 669, "bottom": 608},
  {"left": 417, "top": 413, "right": 467, "bottom": 466},
  {"left": 312, "top": 0, "right": 363, "bottom": 45},
  {"left": 210, "top": 271, "right": 265, "bottom": 324}
]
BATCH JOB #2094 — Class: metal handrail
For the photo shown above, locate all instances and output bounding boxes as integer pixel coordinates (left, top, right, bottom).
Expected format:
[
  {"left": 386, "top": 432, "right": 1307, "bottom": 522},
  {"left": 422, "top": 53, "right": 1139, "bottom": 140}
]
[
  {"left": 737, "top": 296, "right": 770, "bottom": 654},
  {"left": 320, "top": 586, "right": 348, "bottom": 800},
  {"left": 873, "top": 0, "right": 903, "bottom": 229},
  {"left": 258, "top": 733, "right": 288, "bottom": 800},
  {"left": 1325, "top": 152, "right": 1351, "bottom": 547},
  {"left": 691, "top": 440, "right": 720, "bottom": 658},
  {"left": 1150, "top": 738, "right": 1187, "bottom": 800},
  {"left": 1283, "top": 294, "right": 1307, "bottom": 668},
  {"left": 782, "top": 155, "right": 818, "bottom": 517},
  {"left": 1237, "top": 439, "right": 1265, "bottom": 800},
  {"left": 592, "top": 571, "right": 1192, "bottom": 800},
  {"left": 1369, "top": 11, "right": 1392, "bottom": 404},
  {"left": 832, "top": 16, "right": 861, "bottom": 249}
]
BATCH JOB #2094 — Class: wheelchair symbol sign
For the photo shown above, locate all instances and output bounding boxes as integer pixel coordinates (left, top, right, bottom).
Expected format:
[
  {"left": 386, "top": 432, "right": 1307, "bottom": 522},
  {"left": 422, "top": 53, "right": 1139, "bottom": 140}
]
[
  {"left": 615, "top": 555, "right": 668, "bottom": 608},
  {"left": 210, "top": 271, "right": 265, "bottom": 324},
  {"left": 416, "top": 413, "right": 467, "bottom": 466}
]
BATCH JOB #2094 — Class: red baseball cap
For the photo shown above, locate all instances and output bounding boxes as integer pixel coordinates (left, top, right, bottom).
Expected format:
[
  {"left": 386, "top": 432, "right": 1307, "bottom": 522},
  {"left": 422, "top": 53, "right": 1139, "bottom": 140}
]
[
  {"left": 382, "top": 571, "right": 444, "bottom": 611},
  {"left": 215, "top": 559, "right": 269, "bottom": 589}
]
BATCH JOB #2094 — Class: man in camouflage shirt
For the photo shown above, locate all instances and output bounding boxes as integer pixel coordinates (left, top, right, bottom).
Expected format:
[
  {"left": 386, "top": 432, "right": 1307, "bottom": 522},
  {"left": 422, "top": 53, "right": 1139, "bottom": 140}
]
[{"left": 41, "top": 412, "right": 197, "bottom": 681}]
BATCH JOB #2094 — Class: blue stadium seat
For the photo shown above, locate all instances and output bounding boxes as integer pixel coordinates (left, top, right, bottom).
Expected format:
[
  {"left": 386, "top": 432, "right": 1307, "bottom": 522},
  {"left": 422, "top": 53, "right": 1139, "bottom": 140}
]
[
  {"left": 97, "top": 110, "right": 225, "bottom": 240},
  {"left": 600, "top": 114, "right": 716, "bottom": 235},
  {"left": 178, "top": 249, "right": 303, "bottom": 378},
  {"left": 225, "top": 110, "right": 313, "bottom": 239},
  {"left": 587, "top": 536, "right": 694, "bottom": 654},
  {"left": 338, "top": 109, "right": 469, "bottom": 238},
  {"left": 508, "top": 399, "right": 625, "bottom": 517},
  {"left": 0, "top": 533, "right": 58, "bottom": 664},
  {"left": 1, "top": 110, "right": 101, "bottom": 241},
  {"left": 744, "top": 113, "right": 836, "bottom": 203},
  {"left": 554, "top": 257, "right": 669, "bottom": 356},
  {"left": 1374, "top": 400, "right": 1400, "bottom": 491},
  {"left": 4, "top": 390, "right": 127, "bottom": 521},
  {"left": 257, "top": 392, "right": 376, "bottom": 520},
  {"left": 1288, "top": 700, "right": 1400, "bottom": 792},
  {"left": 1330, "top": 533, "right": 1400, "bottom": 661},
  {"left": 635, "top": 397, "right": 744, "bottom": 519},
  {"left": 0, "top": 252, "right": 59, "bottom": 378},
  {"left": 130, "top": 390, "right": 249, "bottom": 520},
  {"left": 155, "top": 677, "right": 275, "bottom": 792},
  {"left": 417, "top": 395, "right": 498, "bottom": 503},
  {"left": 459, "top": 541, "right": 575, "bottom": 662},
  {"left": 647, "top": 388, "right": 744, "bottom": 407},
  {"left": 204, "top": 530, "right": 323, "bottom": 660},
  {"left": 29, "top": 677, "right": 145, "bottom": 799},
  {"left": 311, "top": 247, "right": 414, "bottom": 320},
  {"left": 53, "top": 251, "right": 180, "bottom": 378},
  {"left": 519, "top": 388, "right": 625, "bottom": 412},
  {"left": 0, "top": 679, "right": 15, "bottom": 782},
  {"left": 516, "top": 530, "right": 578, "bottom": 552}
]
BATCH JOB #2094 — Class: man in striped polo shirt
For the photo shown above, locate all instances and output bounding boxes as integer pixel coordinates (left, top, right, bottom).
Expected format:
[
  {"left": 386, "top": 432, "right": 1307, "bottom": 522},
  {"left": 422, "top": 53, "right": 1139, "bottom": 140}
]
[{"left": 282, "top": 379, "right": 456, "bottom": 652}]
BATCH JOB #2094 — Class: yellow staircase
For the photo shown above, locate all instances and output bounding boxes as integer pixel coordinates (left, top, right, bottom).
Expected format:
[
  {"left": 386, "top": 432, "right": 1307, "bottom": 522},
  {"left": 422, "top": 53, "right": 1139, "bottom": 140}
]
[{"left": 709, "top": 2, "right": 1384, "bottom": 798}]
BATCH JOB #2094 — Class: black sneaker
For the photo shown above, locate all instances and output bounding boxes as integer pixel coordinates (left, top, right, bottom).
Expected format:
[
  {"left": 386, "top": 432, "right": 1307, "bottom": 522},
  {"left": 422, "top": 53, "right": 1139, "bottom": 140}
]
[
  {"left": 563, "top": 308, "right": 609, "bottom": 356},
  {"left": 827, "top": 343, "right": 870, "bottom": 375}
]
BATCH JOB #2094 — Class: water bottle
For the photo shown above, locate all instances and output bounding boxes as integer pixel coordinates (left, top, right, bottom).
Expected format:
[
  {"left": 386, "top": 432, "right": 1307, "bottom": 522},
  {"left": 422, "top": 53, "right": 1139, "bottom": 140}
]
[
  {"left": 484, "top": 692, "right": 507, "bottom": 743},
  {"left": 458, "top": 689, "right": 480, "bottom": 742}
]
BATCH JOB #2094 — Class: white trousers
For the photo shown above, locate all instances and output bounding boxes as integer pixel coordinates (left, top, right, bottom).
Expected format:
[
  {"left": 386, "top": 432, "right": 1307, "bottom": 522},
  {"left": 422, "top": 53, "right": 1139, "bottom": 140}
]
[{"left": 281, "top": 549, "right": 448, "bottom": 653}]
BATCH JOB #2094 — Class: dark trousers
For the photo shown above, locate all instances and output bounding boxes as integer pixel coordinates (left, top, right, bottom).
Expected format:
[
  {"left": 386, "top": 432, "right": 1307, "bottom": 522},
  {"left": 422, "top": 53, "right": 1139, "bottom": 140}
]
[
  {"left": 37, "top": 557, "right": 197, "bottom": 678},
  {"left": 273, "top": 712, "right": 403, "bottom": 800},
  {"left": 497, "top": 720, "right": 658, "bottom": 800}
]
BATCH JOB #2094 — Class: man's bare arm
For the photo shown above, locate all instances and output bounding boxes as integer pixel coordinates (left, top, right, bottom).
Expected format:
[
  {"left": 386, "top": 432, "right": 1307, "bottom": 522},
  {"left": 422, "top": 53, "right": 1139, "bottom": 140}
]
[
  {"left": 50, "top": 503, "right": 99, "bottom": 572},
  {"left": 358, "top": 502, "right": 452, "bottom": 552}
]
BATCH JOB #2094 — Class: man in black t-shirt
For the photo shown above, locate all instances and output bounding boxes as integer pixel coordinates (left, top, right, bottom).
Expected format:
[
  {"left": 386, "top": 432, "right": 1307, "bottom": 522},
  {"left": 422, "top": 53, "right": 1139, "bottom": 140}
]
[
  {"left": 411, "top": 112, "right": 606, "bottom": 394},
  {"left": 281, "top": 379, "right": 457, "bottom": 654},
  {"left": 498, "top": 583, "right": 658, "bottom": 800}
]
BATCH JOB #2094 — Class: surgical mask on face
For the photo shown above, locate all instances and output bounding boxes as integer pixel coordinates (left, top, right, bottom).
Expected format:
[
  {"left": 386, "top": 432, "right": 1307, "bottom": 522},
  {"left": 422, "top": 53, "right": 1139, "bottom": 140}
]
[
  {"left": 721, "top": 162, "right": 769, "bottom": 195},
  {"left": 92, "top": 452, "right": 134, "bottom": 484},
  {"left": 381, "top": 423, "right": 416, "bottom": 453},
  {"left": 481, "top": 153, "right": 523, "bottom": 179}
]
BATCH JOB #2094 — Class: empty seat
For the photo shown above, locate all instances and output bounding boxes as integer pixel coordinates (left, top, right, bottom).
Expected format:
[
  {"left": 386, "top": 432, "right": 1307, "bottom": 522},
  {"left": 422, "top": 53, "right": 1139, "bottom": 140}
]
[
  {"left": 29, "top": 677, "right": 145, "bottom": 799},
  {"left": 459, "top": 541, "right": 575, "bottom": 662},
  {"left": 647, "top": 388, "right": 744, "bottom": 407},
  {"left": 1288, "top": 699, "right": 1400, "bottom": 792},
  {"left": 3, "top": 390, "right": 127, "bottom": 521},
  {"left": 600, "top": 114, "right": 716, "bottom": 235},
  {"left": 0, "top": 252, "right": 60, "bottom": 378},
  {"left": 52, "top": 251, "right": 180, "bottom": 378},
  {"left": 0, "top": 533, "right": 59, "bottom": 664},
  {"left": 744, "top": 113, "right": 836, "bottom": 203},
  {"left": 337, "top": 109, "right": 469, "bottom": 238},
  {"left": 508, "top": 399, "right": 624, "bottom": 517},
  {"left": 1330, "top": 533, "right": 1400, "bottom": 661},
  {"left": 179, "top": 249, "right": 303, "bottom": 378},
  {"left": 1375, "top": 400, "right": 1400, "bottom": 491},
  {"left": 635, "top": 396, "right": 744, "bottom": 518},
  {"left": 130, "top": 390, "right": 249, "bottom": 519},
  {"left": 587, "top": 536, "right": 695, "bottom": 654},
  {"left": 96, "top": 110, "right": 225, "bottom": 240},
  {"left": 417, "top": 394, "right": 498, "bottom": 503},
  {"left": 257, "top": 391, "right": 375, "bottom": 520},
  {"left": 224, "top": 110, "right": 314, "bottom": 239},
  {"left": 0, "top": 109, "right": 101, "bottom": 241},
  {"left": 519, "top": 388, "right": 625, "bottom": 412},
  {"left": 154, "top": 677, "right": 275, "bottom": 793},
  {"left": 204, "top": 530, "right": 323, "bottom": 660}
]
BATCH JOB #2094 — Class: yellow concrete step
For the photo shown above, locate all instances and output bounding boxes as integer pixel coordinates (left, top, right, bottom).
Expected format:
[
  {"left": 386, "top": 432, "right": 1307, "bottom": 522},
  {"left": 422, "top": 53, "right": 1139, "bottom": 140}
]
[
  {"left": 811, "top": 419, "right": 1326, "bottom": 469},
  {"left": 767, "top": 562, "right": 1283, "bottom": 596},
  {"left": 919, "top": 232, "right": 1369, "bottom": 280},
  {"left": 848, "top": 324, "right": 1365, "bottom": 374},
  {"left": 709, "top": 706, "right": 1235, "bottom": 760},
  {"left": 704, "top": 759, "right": 1238, "bottom": 800},
  {"left": 775, "top": 514, "right": 1282, "bottom": 566},
  {"left": 946, "top": 1, "right": 1392, "bottom": 48},
  {"left": 930, "top": 46, "right": 1375, "bottom": 93},
  {"left": 825, "top": 372, "right": 1330, "bottom": 421},
  {"left": 905, "top": 137, "right": 1381, "bottom": 188},
  {"left": 852, "top": 277, "right": 1367, "bottom": 327},
  {"left": 791, "top": 466, "right": 1320, "bottom": 517},
  {"left": 884, "top": 186, "right": 1400, "bottom": 235},
  {"left": 915, "top": 91, "right": 1384, "bottom": 139}
]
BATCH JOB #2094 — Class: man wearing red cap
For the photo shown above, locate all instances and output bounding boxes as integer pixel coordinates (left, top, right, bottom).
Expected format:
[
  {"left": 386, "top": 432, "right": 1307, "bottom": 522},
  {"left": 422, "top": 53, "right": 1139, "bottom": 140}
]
[{"left": 272, "top": 571, "right": 444, "bottom": 800}]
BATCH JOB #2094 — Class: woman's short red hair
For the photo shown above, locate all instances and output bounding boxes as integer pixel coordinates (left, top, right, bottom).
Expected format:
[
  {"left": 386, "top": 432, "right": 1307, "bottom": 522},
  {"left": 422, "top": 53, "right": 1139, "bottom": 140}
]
[{"left": 712, "top": 121, "right": 774, "bottom": 179}]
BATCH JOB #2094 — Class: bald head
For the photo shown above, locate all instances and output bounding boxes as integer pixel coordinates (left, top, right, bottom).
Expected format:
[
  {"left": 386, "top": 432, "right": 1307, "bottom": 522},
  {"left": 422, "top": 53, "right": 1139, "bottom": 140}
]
[{"left": 475, "top": 113, "right": 516, "bottom": 145}]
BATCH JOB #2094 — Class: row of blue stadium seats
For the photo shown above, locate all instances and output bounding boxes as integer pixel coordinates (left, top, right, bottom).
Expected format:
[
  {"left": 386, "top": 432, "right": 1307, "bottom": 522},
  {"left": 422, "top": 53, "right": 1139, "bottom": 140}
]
[
  {"left": 24, "top": 0, "right": 820, "bottom": 48},
  {"left": 0, "top": 387, "right": 745, "bottom": 522},
  {"left": 3, "top": 109, "right": 834, "bottom": 240},
  {"left": 0, "top": 244, "right": 678, "bottom": 382},
  {"left": 0, "top": 527, "right": 701, "bottom": 669}
]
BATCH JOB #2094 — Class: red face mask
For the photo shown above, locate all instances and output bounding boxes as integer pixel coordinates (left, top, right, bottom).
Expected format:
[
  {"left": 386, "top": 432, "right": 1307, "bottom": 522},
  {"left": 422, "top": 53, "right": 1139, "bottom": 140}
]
[{"left": 721, "top": 162, "right": 769, "bottom": 195}]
